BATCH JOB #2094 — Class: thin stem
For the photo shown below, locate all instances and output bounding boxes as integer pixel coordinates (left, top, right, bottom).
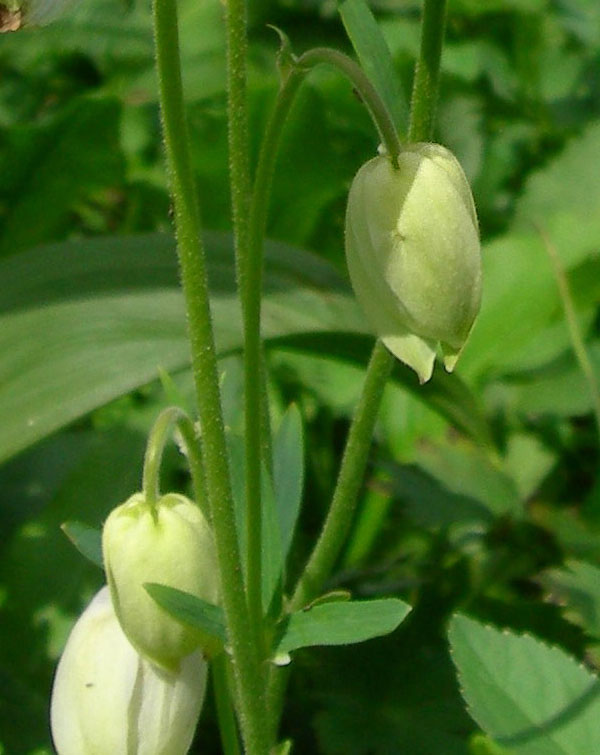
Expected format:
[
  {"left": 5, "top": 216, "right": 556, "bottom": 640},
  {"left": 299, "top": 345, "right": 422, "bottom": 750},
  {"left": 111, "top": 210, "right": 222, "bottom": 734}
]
[
  {"left": 289, "top": 342, "right": 394, "bottom": 608},
  {"left": 538, "top": 226, "right": 600, "bottom": 440},
  {"left": 142, "top": 406, "right": 182, "bottom": 509},
  {"left": 247, "top": 46, "right": 402, "bottom": 361},
  {"left": 408, "top": 0, "right": 448, "bottom": 142},
  {"left": 264, "top": 3, "right": 449, "bottom": 738},
  {"left": 142, "top": 406, "right": 208, "bottom": 518},
  {"left": 175, "top": 415, "right": 210, "bottom": 520},
  {"left": 222, "top": 0, "right": 265, "bottom": 656},
  {"left": 152, "top": 1, "right": 268, "bottom": 752},
  {"left": 298, "top": 48, "right": 401, "bottom": 163},
  {"left": 213, "top": 655, "right": 242, "bottom": 755},
  {"left": 242, "top": 44, "right": 402, "bottom": 661}
]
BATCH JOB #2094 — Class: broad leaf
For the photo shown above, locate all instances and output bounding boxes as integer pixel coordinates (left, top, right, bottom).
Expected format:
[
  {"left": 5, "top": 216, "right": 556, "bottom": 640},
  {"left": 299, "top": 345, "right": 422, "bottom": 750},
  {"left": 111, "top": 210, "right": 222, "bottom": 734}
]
[
  {"left": 61, "top": 521, "right": 103, "bottom": 569},
  {"left": 449, "top": 614, "right": 600, "bottom": 754},
  {"left": 274, "top": 598, "right": 411, "bottom": 654},
  {"left": 0, "top": 232, "right": 491, "bottom": 463}
]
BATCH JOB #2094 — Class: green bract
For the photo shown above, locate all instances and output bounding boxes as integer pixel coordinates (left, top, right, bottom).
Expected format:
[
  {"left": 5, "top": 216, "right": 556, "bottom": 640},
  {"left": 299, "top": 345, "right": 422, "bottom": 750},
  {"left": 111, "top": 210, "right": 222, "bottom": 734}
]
[
  {"left": 50, "top": 587, "right": 207, "bottom": 755},
  {"left": 103, "top": 492, "right": 219, "bottom": 670},
  {"left": 345, "top": 143, "right": 482, "bottom": 383}
]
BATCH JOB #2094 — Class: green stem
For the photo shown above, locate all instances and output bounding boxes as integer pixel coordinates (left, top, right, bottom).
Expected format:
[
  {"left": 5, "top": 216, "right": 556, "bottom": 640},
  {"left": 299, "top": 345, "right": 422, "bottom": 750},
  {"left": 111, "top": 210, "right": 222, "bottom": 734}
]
[
  {"left": 247, "top": 46, "right": 402, "bottom": 358},
  {"left": 175, "top": 413, "right": 210, "bottom": 520},
  {"left": 152, "top": 1, "right": 268, "bottom": 752},
  {"left": 213, "top": 655, "right": 242, "bottom": 755},
  {"left": 222, "top": 0, "right": 265, "bottom": 656},
  {"left": 264, "top": 3, "right": 449, "bottom": 738},
  {"left": 242, "top": 44, "right": 402, "bottom": 664},
  {"left": 408, "top": 0, "right": 448, "bottom": 141},
  {"left": 538, "top": 226, "right": 600, "bottom": 440},
  {"left": 289, "top": 341, "right": 394, "bottom": 608},
  {"left": 142, "top": 406, "right": 208, "bottom": 518}
]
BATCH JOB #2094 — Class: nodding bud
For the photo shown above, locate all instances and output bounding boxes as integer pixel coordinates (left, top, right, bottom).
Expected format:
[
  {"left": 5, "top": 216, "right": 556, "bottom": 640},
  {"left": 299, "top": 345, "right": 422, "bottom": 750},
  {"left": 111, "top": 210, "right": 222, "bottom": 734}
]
[
  {"left": 50, "top": 587, "right": 207, "bottom": 755},
  {"left": 102, "top": 492, "right": 220, "bottom": 670},
  {"left": 345, "top": 143, "right": 482, "bottom": 383}
]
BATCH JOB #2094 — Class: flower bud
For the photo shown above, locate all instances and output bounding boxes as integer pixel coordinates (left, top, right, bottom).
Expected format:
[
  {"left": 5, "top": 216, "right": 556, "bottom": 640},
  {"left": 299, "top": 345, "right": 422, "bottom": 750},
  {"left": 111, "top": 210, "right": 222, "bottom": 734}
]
[
  {"left": 50, "top": 587, "right": 207, "bottom": 755},
  {"left": 345, "top": 143, "right": 482, "bottom": 383},
  {"left": 103, "top": 492, "right": 219, "bottom": 670}
]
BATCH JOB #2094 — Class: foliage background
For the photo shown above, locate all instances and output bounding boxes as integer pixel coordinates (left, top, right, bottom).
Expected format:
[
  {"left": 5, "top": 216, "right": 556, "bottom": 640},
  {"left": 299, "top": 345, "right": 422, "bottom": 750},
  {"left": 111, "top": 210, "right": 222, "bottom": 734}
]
[{"left": 1, "top": 0, "right": 599, "bottom": 752}]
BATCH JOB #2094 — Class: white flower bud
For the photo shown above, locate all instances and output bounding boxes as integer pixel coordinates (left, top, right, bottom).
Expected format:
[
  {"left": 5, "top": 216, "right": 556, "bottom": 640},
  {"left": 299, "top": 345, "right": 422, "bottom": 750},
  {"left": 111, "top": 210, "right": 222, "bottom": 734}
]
[
  {"left": 103, "top": 492, "right": 220, "bottom": 670},
  {"left": 50, "top": 587, "right": 207, "bottom": 755},
  {"left": 345, "top": 143, "right": 482, "bottom": 383}
]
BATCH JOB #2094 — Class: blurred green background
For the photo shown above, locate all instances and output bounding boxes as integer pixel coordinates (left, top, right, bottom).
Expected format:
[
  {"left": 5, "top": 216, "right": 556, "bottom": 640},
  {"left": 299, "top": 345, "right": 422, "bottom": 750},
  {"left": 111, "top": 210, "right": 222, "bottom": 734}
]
[{"left": 1, "top": 0, "right": 600, "bottom": 752}]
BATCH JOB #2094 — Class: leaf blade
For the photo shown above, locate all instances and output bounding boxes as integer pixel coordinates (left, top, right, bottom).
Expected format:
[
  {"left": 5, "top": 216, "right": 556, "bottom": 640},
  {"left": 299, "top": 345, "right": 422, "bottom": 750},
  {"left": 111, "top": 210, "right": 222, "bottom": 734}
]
[
  {"left": 275, "top": 598, "right": 411, "bottom": 654},
  {"left": 449, "top": 613, "right": 600, "bottom": 755}
]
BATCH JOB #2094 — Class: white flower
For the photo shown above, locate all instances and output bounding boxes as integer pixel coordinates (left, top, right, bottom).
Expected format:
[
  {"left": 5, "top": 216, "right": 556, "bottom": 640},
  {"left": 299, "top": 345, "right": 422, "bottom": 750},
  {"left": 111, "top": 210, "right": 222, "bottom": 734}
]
[{"left": 50, "top": 586, "right": 207, "bottom": 755}]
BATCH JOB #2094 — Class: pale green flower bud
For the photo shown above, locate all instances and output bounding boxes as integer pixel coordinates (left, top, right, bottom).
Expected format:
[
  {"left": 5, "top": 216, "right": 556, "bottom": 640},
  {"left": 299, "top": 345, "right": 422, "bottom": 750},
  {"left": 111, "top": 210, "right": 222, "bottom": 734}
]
[
  {"left": 103, "top": 492, "right": 219, "bottom": 670},
  {"left": 50, "top": 586, "right": 207, "bottom": 755},
  {"left": 345, "top": 143, "right": 482, "bottom": 383}
]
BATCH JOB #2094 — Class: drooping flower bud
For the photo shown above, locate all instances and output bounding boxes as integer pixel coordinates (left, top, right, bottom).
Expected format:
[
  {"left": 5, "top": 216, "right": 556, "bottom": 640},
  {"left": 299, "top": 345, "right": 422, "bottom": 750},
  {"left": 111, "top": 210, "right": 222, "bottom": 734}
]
[
  {"left": 103, "top": 492, "right": 219, "bottom": 670},
  {"left": 345, "top": 143, "right": 482, "bottom": 383},
  {"left": 50, "top": 586, "right": 207, "bottom": 755}
]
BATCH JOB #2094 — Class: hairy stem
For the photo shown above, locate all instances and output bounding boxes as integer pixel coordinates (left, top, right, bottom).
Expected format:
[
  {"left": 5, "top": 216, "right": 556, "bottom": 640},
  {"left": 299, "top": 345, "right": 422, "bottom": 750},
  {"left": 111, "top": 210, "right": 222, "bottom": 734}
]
[
  {"left": 213, "top": 654, "right": 242, "bottom": 755},
  {"left": 408, "top": 0, "right": 448, "bottom": 141},
  {"left": 264, "top": 1, "right": 449, "bottom": 737},
  {"left": 223, "top": 0, "right": 265, "bottom": 658},
  {"left": 142, "top": 406, "right": 208, "bottom": 518},
  {"left": 152, "top": 0, "right": 268, "bottom": 750}
]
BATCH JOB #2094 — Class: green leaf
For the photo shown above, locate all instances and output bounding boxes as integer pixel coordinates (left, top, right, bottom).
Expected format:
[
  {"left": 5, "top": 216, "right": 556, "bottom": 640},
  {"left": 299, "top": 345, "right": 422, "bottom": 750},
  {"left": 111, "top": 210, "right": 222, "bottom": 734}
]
[
  {"left": 226, "top": 432, "right": 284, "bottom": 614},
  {"left": 273, "top": 404, "right": 304, "bottom": 560},
  {"left": 144, "top": 583, "right": 226, "bottom": 646},
  {"left": 0, "top": 232, "right": 491, "bottom": 463},
  {"left": 0, "top": 232, "right": 356, "bottom": 463},
  {"left": 539, "top": 560, "right": 600, "bottom": 640},
  {"left": 390, "top": 437, "right": 522, "bottom": 531},
  {"left": 0, "top": 97, "right": 124, "bottom": 257},
  {"left": 449, "top": 613, "right": 600, "bottom": 754},
  {"left": 261, "top": 462, "right": 284, "bottom": 615},
  {"left": 469, "top": 734, "right": 514, "bottom": 755},
  {"left": 61, "top": 521, "right": 103, "bottom": 569},
  {"left": 338, "top": 0, "right": 409, "bottom": 133},
  {"left": 274, "top": 598, "right": 411, "bottom": 654}
]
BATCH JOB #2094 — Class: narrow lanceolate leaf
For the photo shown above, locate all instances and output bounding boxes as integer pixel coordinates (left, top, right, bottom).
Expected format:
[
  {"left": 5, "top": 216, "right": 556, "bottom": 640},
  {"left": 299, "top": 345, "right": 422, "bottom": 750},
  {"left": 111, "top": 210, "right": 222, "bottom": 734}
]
[
  {"left": 227, "top": 431, "right": 284, "bottom": 615},
  {"left": 144, "top": 583, "right": 226, "bottom": 649},
  {"left": 61, "top": 521, "right": 103, "bottom": 569},
  {"left": 338, "top": 0, "right": 409, "bottom": 133},
  {"left": 273, "top": 404, "right": 304, "bottom": 561},
  {"left": 274, "top": 598, "right": 411, "bottom": 655},
  {"left": 449, "top": 613, "right": 600, "bottom": 755}
]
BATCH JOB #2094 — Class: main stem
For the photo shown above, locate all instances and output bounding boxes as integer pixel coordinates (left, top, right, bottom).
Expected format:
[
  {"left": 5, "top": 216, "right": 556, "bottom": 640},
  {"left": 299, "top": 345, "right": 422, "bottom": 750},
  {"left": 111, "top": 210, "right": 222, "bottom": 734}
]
[
  {"left": 224, "top": 0, "right": 264, "bottom": 655},
  {"left": 407, "top": 0, "right": 447, "bottom": 141},
  {"left": 152, "top": 1, "right": 268, "bottom": 751}
]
